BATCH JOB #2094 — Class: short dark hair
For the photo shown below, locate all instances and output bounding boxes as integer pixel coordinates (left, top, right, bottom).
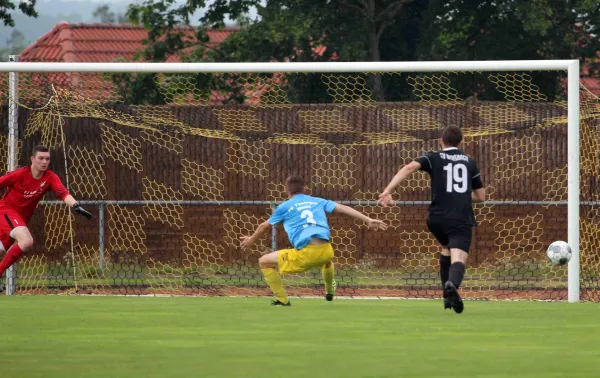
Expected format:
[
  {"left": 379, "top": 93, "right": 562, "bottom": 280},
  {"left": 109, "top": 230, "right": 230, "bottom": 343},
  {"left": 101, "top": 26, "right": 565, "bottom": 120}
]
[
  {"left": 441, "top": 126, "right": 463, "bottom": 147},
  {"left": 285, "top": 175, "right": 305, "bottom": 195},
  {"left": 32, "top": 145, "right": 49, "bottom": 157}
]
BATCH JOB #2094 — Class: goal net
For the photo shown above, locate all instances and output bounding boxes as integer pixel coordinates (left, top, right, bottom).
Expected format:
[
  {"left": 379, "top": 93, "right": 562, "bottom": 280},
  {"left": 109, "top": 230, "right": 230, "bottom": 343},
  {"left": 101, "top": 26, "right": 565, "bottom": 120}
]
[{"left": 0, "top": 62, "right": 598, "bottom": 301}]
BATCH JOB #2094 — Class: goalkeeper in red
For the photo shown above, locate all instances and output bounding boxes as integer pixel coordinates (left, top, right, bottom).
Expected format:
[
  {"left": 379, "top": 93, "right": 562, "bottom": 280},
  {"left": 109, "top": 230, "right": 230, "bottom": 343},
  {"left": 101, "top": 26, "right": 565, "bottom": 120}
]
[{"left": 0, "top": 146, "right": 93, "bottom": 282}]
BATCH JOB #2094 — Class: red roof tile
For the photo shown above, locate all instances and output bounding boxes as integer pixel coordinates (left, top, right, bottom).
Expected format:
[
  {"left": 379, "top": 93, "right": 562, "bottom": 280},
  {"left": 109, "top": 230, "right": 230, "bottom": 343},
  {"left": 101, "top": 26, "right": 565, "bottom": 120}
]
[
  {"left": 581, "top": 59, "right": 600, "bottom": 96},
  {"left": 581, "top": 77, "right": 599, "bottom": 93},
  {"left": 19, "top": 22, "right": 238, "bottom": 63},
  {"left": 14, "top": 22, "right": 239, "bottom": 102}
]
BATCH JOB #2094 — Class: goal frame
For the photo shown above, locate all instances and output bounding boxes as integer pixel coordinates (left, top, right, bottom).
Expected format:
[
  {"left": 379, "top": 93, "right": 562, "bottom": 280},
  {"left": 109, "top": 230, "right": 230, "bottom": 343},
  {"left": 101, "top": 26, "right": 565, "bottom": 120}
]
[{"left": 0, "top": 59, "right": 581, "bottom": 302}]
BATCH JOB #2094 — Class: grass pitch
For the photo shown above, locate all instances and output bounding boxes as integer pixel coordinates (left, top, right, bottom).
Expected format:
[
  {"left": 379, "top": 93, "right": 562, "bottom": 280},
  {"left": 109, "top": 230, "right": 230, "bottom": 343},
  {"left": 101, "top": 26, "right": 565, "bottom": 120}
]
[{"left": 2, "top": 296, "right": 598, "bottom": 377}]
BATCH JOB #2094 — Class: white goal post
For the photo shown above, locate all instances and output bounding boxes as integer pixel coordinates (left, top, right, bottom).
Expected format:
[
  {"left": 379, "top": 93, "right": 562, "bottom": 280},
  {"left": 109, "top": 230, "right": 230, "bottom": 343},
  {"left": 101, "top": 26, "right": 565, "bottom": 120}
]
[{"left": 0, "top": 60, "right": 581, "bottom": 302}]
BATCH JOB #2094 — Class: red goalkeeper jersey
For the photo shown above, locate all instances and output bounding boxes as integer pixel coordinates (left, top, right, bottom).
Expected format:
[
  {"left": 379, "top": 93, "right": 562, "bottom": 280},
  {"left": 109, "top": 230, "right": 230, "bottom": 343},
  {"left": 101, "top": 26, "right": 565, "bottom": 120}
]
[{"left": 0, "top": 167, "right": 69, "bottom": 223}]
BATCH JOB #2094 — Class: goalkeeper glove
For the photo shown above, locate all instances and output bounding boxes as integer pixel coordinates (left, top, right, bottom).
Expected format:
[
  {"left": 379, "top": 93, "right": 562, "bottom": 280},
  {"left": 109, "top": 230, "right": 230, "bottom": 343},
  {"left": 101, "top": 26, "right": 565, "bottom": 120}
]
[{"left": 73, "top": 203, "right": 93, "bottom": 220}]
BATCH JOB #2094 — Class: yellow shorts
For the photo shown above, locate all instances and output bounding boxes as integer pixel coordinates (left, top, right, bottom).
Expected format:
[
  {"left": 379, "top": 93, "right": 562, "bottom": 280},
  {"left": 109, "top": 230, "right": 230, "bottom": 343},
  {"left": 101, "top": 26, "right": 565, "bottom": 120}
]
[{"left": 278, "top": 243, "right": 334, "bottom": 275}]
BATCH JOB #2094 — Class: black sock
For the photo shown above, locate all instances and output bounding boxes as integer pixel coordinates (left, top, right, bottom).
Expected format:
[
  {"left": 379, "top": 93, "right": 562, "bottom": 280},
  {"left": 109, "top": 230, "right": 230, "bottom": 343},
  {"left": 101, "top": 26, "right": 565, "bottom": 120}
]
[
  {"left": 449, "top": 262, "right": 466, "bottom": 289},
  {"left": 440, "top": 255, "right": 451, "bottom": 296}
]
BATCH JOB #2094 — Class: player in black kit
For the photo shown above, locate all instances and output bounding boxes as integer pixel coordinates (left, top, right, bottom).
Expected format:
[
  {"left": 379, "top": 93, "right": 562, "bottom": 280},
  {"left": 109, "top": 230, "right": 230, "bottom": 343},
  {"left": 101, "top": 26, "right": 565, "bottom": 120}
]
[{"left": 378, "top": 126, "right": 486, "bottom": 313}]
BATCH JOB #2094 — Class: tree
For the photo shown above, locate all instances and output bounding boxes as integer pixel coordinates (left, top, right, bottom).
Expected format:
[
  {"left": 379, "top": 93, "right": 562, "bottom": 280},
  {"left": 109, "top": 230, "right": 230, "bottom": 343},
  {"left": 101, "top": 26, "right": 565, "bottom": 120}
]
[
  {"left": 93, "top": 4, "right": 127, "bottom": 24},
  {"left": 0, "top": 29, "right": 28, "bottom": 61},
  {"left": 421, "top": 0, "right": 600, "bottom": 61},
  {"left": 121, "top": 0, "right": 600, "bottom": 104},
  {"left": 209, "top": 0, "right": 415, "bottom": 99},
  {"left": 1, "top": 0, "right": 38, "bottom": 27},
  {"left": 125, "top": 0, "right": 416, "bottom": 99},
  {"left": 122, "top": 0, "right": 423, "bottom": 103},
  {"left": 418, "top": 0, "right": 600, "bottom": 99}
]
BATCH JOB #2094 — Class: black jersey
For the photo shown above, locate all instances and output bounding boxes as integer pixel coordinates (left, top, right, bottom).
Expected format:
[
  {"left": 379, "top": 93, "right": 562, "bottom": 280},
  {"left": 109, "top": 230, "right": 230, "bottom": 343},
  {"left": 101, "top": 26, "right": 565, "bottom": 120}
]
[{"left": 415, "top": 147, "right": 483, "bottom": 225}]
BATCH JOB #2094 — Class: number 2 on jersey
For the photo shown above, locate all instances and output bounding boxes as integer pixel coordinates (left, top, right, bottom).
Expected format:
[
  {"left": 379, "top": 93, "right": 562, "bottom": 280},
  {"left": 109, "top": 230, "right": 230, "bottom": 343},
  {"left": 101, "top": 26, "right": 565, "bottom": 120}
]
[
  {"left": 443, "top": 163, "right": 468, "bottom": 193},
  {"left": 301, "top": 210, "right": 316, "bottom": 228}
]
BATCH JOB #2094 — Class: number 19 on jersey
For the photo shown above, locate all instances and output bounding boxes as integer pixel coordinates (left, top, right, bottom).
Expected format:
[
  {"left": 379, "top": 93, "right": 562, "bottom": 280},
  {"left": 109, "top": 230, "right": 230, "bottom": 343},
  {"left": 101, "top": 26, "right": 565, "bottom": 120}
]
[{"left": 443, "top": 163, "right": 468, "bottom": 193}]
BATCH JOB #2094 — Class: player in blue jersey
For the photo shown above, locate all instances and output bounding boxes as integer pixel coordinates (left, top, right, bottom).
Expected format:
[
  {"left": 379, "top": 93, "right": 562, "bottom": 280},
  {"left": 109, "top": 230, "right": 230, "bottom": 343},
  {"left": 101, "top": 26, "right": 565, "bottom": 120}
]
[{"left": 241, "top": 176, "right": 388, "bottom": 306}]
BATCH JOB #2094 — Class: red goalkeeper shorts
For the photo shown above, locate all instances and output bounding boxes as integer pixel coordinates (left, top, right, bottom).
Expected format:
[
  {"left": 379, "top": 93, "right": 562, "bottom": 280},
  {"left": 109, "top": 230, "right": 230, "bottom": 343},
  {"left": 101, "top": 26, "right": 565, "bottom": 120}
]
[{"left": 0, "top": 206, "right": 26, "bottom": 252}]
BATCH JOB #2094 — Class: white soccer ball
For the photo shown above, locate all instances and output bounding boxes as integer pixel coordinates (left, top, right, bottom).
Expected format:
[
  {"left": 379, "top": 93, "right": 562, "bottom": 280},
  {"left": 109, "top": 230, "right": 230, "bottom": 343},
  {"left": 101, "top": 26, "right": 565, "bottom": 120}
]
[{"left": 546, "top": 241, "right": 572, "bottom": 266}]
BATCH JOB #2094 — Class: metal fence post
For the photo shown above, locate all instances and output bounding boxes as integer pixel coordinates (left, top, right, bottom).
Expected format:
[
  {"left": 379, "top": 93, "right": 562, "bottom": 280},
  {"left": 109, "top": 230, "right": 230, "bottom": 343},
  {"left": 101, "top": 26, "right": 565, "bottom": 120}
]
[
  {"left": 6, "top": 55, "right": 19, "bottom": 295},
  {"left": 99, "top": 203, "right": 105, "bottom": 269}
]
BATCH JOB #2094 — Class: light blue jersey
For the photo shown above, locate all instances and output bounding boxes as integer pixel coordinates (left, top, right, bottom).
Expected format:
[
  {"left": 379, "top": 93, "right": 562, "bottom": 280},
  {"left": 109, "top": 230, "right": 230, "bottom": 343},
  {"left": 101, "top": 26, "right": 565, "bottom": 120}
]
[{"left": 268, "top": 194, "right": 337, "bottom": 250}]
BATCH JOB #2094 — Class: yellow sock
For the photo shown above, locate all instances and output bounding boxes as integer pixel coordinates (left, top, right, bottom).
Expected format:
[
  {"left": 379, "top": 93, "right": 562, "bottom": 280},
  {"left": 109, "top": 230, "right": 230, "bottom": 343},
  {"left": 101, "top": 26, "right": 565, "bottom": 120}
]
[
  {"left": 322, "top": 263, "right": 335, "bottom": 293},
  {"left": 261, "top": 268, "right": 288, "bottom": 304}
]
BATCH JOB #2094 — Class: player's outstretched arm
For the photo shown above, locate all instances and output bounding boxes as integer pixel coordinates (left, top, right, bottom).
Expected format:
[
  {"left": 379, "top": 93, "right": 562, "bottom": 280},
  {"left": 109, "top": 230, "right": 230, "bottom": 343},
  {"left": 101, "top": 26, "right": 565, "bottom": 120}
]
[
  {"left": 333, "top": 204, "right": 388, "bottom": 231},
  {"left": 378, "top": 161, "right": 421, "bottom": 207},
  {"left": 240, "top": 221, "right": 271, "bottom": 250},
  {"left": 472, "top": 187, "right": 486, "bottom": 203},
  {"left": 49, "top": 173, "right": 93, "bottom": 220},
  {"left": 63, "top": 195, "right": 93, "bottom": 220}
]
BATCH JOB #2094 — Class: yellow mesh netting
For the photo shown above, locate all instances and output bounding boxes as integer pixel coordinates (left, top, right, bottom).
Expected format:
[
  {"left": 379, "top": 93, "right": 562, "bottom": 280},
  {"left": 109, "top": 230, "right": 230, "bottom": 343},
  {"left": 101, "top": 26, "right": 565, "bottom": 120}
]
[
  {"left": 68, "top": 146, "right": 107, "bottom": 199},
  {"left": 108, "top": 205, "right": 147, "bottom": 254},
  {"left": 101, "top": 124, "right": 143, "bottom": 172},
  {"left": 142, "top": 178, "right": 185, "bottom": 229},
  {"left": 0, "top": 71, "right": 597, "bottom": 301},
  {"left": 181, "top": 158, "right": 225, "bottom": 201}
]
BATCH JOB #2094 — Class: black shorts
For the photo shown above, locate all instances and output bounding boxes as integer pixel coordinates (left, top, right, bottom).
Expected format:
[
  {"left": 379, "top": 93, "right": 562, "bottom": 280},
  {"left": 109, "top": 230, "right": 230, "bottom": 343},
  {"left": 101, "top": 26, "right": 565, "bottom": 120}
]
[{"left": 426, "top": 218, "right": 473, "bottom": 253}]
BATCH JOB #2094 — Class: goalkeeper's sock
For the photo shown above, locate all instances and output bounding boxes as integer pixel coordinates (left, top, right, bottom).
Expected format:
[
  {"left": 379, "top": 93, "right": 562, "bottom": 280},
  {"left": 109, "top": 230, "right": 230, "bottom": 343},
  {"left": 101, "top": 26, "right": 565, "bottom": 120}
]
[
  {"left": 0, "top": 243, "right": 24, "bottom": 277},
  {"left": 322, "top": 263, "right": 335, "bottom": 294},
  {"left": 449, "top": 262, "right": 466, "bottom": 289},
  {"left": 440, "top": 255, "right": 451, "bottom": 294},
  {"left": 261, "top": 268, "right": 288, "bottom": 304}
]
